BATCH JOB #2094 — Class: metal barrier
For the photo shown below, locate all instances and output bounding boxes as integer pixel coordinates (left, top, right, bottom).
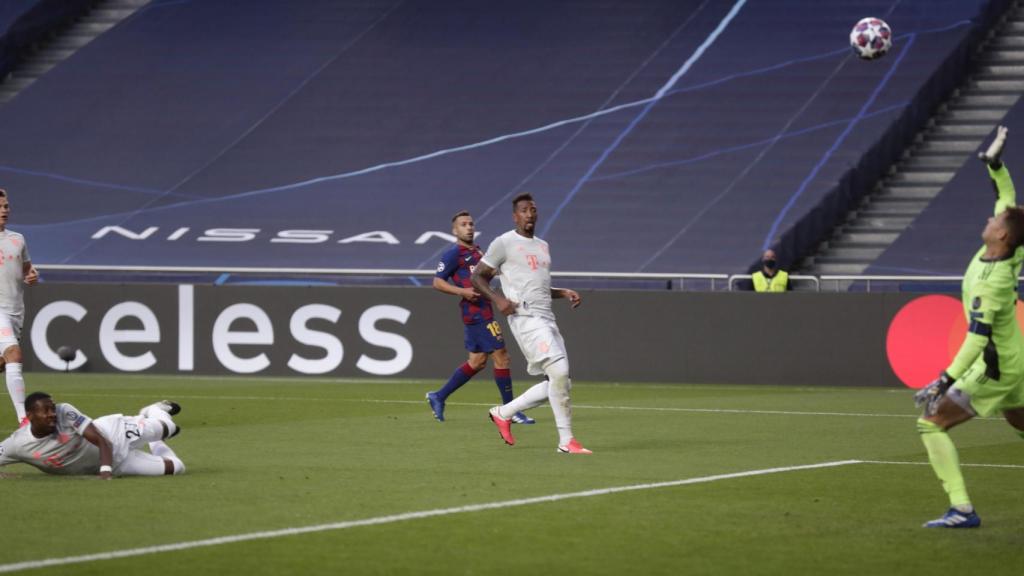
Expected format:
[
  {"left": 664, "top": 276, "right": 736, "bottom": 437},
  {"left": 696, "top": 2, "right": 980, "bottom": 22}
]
[
  {"left": 34, "top": 264, "right": 731, "bottom": 291},
  {"left": 36, "top": 265, "right": 1022, "bottom": 293},
  {"left": 727, "top": 274, "right": 820, "bottom": 292},
  {"left": 818, "top": 275, "right": 965, "bottom": 292}
]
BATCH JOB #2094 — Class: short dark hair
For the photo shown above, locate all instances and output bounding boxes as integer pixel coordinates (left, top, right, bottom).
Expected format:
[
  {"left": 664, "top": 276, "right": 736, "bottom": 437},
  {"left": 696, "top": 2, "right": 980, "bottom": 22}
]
[
  {"left": 512, "top": 193, "right": 534, "bottom": 209},
  {"left": 24, "top": 391, "right": 52, "bottom": 413},
  {"left": 451, "top": 210, "right": 471, "bottom": 223},
  {"left": 1004, "top": 206, "right": 1024, "bottom": 249},
  {"left": 0, "top": 188, "right": 7, "bottom": 198}
]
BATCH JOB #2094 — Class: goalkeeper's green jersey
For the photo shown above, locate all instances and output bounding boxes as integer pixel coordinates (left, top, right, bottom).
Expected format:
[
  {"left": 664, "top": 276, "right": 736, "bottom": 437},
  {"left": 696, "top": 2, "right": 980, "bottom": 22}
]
[{"left": 949, "top": 164, "right": 1024, "bottom": 381}]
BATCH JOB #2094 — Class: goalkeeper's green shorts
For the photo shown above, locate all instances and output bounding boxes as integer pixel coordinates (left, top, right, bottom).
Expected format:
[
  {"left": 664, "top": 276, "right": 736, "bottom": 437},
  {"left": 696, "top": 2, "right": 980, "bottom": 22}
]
[{"left": 954, "top": 360, "right": 1024, "bottom": 417}]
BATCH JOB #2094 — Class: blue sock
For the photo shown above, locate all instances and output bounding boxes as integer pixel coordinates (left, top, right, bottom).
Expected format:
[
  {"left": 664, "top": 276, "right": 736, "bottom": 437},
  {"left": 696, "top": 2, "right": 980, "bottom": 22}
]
[
  {"left": 494, "top": 368, "right": 514, "bottom": 404},
  {"left": 437, "top": 363, "right": 477, "bottom": 401}
]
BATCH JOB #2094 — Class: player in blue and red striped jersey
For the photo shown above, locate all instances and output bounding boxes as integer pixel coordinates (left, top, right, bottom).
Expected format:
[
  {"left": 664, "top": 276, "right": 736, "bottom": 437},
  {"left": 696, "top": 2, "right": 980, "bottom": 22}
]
[{"left": 426, "top": 210, "right": 534, "bottom": 424}]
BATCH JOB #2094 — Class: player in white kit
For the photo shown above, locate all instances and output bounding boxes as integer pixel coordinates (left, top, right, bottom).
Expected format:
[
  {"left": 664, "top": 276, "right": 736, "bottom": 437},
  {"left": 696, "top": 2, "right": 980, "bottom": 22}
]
[
  {"left": 471, "top": 193, "right": 592, "bottom": 454},
  {"left": 0, "top": 392, "right": 185, "bottom": 478},
  {"left": 0, "top": 189, "right": 39, "bottom": 426}
]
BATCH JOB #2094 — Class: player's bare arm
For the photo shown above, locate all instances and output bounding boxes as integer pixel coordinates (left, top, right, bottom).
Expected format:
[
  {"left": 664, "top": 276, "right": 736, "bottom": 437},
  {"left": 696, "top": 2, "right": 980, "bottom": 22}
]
[
  {"left": 82, "top": 423, "right": 114, "bottom": 480},
  {"left": 432, "top": 276, "right": 478, "bottom": 302},
  {"left": 23, "top": 262, "right": 38, "bottom": 286},
  {"left": 471, "top": 261, "right": 517, "bottom": 316},
  {"left": 551, "top": 288, "right": 581, "bottom": 309}
]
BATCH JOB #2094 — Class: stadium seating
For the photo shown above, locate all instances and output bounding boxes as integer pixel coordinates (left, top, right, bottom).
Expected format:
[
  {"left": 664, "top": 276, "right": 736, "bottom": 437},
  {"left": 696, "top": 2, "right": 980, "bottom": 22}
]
[
  {"left": 0, "top": 0, "right": 1009, "bottom": 276},
  {"left": 0, "top": 0, "right": 92, "bottom": 78}
]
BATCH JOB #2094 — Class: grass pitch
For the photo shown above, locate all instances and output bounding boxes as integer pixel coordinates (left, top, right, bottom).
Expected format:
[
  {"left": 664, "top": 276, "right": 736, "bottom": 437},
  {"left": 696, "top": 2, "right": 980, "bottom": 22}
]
[{"left": 1, "top": 373, "right": 1022, "bottom": 575}]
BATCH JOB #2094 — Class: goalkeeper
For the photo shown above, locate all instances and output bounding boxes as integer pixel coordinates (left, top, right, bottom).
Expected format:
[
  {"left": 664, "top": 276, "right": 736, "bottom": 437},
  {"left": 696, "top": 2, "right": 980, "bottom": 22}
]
[{"left": 914, "top": 125, "right": 1024, "bottom": 528}]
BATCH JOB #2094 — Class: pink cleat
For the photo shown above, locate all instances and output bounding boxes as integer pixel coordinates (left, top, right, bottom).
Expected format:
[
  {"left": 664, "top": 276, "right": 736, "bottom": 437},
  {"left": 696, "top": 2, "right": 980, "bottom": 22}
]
[
  {"left": 557, "top": 438, "right": 592, "bottom": 454},
  {"left": 488, "top": 407, "right": 516, "bottom": 446},
  {"left": 18, "top": 416, "right": 29, "bottom": 429}
]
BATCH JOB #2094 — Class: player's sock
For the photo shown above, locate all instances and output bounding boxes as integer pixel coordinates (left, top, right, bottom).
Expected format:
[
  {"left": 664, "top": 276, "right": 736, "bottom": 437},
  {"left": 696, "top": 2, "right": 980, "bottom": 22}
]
[
  {"left": 548, "top": 381, "right": 573, "bottom": 446},
  {"left": 498, "top": 380, "right": 548, "bottom": 420},
  {"left": 149, "top": 441, "right": 185, "bottom": 475},
  {"left": 918, "top": 418, "right": 972, "bottom": 509},
  {"left": 539, "top": 359, "right": 574, "bottom": 446},
  {"left": 437, "top": 363, "right": 479, "bottom": 401},
  {"left": 141, "top": 410, "right": 178, "bottom": 440},
  {"left": 493, "top": 368, "right": 514, "bottom": 404},
  {"left": 5, "top": 362, "right": 26, "bottom": 422}
]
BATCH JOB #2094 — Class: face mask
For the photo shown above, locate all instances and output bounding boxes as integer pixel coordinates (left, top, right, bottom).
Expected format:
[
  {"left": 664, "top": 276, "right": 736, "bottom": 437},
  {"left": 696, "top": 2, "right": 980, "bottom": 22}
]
[{"left": 763, "top": 259, "right": 777, "bottom": 269}]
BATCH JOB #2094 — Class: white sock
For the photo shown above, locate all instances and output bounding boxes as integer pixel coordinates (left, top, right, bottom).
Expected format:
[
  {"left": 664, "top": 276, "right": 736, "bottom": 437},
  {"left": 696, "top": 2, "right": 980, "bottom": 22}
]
[
  {"left": 548, "top": 380, "right": 573, "bottom": 446},
  {"left": 6, "top": 362, "right": 25, "bottom": 422},
  {"left": 498, "top": 379, "right": 549, "bottom": 419},
  {"left": 149, "top": 441, "right": 185, "bottom": 475},
  {"left": 139, "top": 404, "right": 177, "bottom": 438},
  {"left": 539, "top": 358, "right": 574, "bottom": 446}
]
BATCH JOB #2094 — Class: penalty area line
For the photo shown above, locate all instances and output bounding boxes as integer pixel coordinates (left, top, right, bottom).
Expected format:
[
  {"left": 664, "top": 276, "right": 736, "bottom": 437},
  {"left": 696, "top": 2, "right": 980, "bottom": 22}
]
[
  {"left": 861, "top": 460, "right": 1024, "bottom": 470},
  {"left": 0, "top": 460, "right": 859, "bottom": 574}
]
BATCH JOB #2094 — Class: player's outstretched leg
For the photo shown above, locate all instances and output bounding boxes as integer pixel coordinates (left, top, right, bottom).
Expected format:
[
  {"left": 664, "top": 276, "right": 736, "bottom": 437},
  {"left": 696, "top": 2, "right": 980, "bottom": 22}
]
[
  {"left": 493, "top": 377, "right": 549, "bottom": 430},
  {"left": 492, "top": 366, "right": 534, "bottom": 424},
  {"left": 428, "top": 363, "right": 482, "bottom": 422},
  {"left": 918, "top": 418, "right": 977, "bottom": 528}
]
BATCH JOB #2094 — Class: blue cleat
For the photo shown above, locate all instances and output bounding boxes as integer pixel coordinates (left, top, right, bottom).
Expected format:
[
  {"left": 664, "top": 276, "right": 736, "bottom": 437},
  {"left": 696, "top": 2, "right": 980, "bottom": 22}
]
[
  {"left": 923, "top": 507, "right": 981, "bottom": 528},
  {"left": 426, "top": 391, "right": 445, "bottom": 422},
  {"left": 510, "top": 411, "right": 535, "bottom": 424}
]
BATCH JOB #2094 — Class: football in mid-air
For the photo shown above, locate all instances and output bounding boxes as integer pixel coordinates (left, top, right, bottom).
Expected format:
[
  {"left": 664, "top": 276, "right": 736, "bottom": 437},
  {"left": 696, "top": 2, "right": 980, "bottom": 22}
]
[{"left": 850, "top": 17, "right": 892, "bottom": 60}]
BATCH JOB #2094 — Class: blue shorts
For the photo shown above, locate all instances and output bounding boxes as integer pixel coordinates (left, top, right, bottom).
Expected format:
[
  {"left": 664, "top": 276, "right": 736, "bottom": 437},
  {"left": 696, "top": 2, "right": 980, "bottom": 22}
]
[{"left": 464, "top": 320, "right": 505, "bottom": 353}]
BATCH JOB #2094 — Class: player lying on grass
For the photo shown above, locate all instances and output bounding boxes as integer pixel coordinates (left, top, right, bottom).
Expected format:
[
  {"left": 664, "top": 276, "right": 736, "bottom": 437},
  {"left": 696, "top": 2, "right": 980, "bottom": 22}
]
[
  {"left": 914, "top": 125, "right": 1024, "bottom": 528},
  {"left": 0, "top": 392, "right": 185, "bottom": 478}
]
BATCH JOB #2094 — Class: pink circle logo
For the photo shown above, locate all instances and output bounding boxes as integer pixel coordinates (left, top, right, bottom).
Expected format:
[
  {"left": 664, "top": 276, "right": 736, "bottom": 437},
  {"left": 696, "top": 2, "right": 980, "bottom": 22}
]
[
  {"left": 886, "top": 295, "right": 964, "bottom": 389},
  {"left": 887, "top": 294, "right": 1024, "bottom": 388}
]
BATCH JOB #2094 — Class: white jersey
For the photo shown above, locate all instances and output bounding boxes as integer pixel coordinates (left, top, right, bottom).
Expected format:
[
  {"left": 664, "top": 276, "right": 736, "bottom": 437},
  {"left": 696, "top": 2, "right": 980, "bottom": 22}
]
[
  {"left": 0, "top": 403, "right": 100, "bottom": 475},
  {"left": 481, "top": 230, "right": 554, "bottom": 320},
  {"left": 0, "top": 229, "right": 29, "bottom": 318}
]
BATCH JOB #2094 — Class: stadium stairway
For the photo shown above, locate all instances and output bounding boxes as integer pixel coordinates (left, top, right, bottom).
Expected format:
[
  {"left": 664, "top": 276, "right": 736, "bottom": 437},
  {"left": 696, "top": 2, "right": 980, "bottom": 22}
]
[
  {"left": 800, "top": 0, "right": 1024, "bottom": 276},
  {"left": 0, "top": 0, "right": 148, "bottom": 104}
]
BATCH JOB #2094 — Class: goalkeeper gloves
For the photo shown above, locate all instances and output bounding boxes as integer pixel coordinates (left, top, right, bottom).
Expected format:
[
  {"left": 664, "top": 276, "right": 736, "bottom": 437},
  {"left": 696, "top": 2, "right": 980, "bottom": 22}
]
[
  {"left": 913, "top": 372, "right": 955, "bottom": 416},
  {"left": 978, "top": 125, "right": 1008, "bottom": 167}
]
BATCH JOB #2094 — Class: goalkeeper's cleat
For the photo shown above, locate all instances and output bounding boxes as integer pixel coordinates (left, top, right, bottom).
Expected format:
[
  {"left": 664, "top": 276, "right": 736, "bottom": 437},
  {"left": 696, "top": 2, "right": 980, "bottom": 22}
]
[
  {"left": 511, "top": 411, "right": 536, "bottom": 424},
  {"left": 425, "top": 391, "right": 445, "bottom": 422},
  {"left": 978, "top": 125, "right": 1008, "bottom": 166},
  {"left": 557, "top": 438, "right": 592, "bottom": 454},
  {"left": 488, "top": 407, "right": 516, "bottom": 446},
  {"left": 923, "top": 507, "right": 981, "bottom": 528}
]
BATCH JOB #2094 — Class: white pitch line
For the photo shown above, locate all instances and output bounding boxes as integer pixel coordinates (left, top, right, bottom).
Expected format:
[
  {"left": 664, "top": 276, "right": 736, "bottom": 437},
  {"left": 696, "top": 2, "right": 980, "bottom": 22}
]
[
  {"left": 63, "top": 392, "right": 958, "bottom": 420},
  {"left": 860, "top": 460, "right": 1024, "bottom": 469},
  {"left": 0, "top": 460, "right": 859, "bottom": 574}
]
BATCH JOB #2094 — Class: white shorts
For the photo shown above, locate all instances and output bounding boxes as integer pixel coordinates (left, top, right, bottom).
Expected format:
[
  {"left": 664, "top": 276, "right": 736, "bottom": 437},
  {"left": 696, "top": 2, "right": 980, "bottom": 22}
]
[
  {"left": 93, "top": 414, "right": 169, "bottom": 476},
  {"left": 0, "top": 313, "right": 23, "bottom": 355},
  {"left": 507, "top": 314, "right": 568, "bottom": 376}
]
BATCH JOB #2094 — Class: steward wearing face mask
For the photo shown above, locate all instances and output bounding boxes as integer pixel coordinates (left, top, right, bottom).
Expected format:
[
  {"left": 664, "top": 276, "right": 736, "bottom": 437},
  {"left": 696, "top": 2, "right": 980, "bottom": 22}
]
[{"left": 752, "top": 249, "right": 788, "bottom": 292}]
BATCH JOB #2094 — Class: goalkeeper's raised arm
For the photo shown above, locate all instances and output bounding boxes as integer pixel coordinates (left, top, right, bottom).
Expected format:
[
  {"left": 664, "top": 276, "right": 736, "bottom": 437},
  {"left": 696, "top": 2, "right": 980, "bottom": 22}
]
[{"left": 979, "top": 125, "right": 1015, "bottom": 214}]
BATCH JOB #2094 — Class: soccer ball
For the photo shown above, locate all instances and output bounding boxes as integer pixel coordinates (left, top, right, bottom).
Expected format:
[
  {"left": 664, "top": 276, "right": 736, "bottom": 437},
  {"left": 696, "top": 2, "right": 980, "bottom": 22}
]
[{"left": 849, "top": 17, "right": 893, "bottom": 60}]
